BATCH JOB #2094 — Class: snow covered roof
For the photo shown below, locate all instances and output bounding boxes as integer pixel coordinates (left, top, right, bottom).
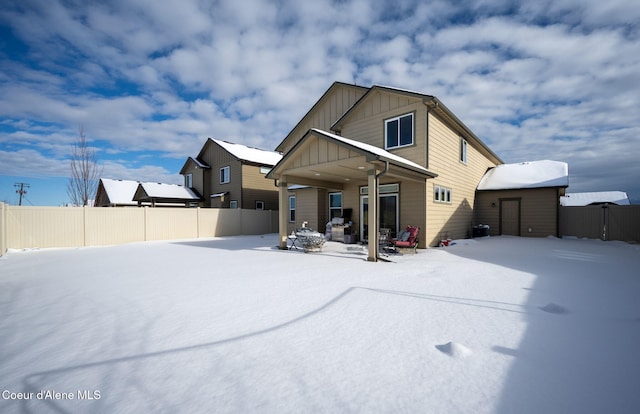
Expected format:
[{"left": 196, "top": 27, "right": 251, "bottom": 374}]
[
  {"left": 213, "top": 139, "right": 282, "bottom": 166},
  {"left": 477, "top": 160, "right": 569, "bottom": 191},
  {"left": 188, "top": 157, "right": 210, "bottom": 169},
  {"left": 560, "top": 191, "right": 630, "bottom": 206},
  {"left": 310, "top": 128, "right": 437, "bottom": 177},
  {"left": 136, "top": 182, "right": 200, "bottom": 200},
  {"left": 98, "top": 178, "right": 141, "bottom": 206},
  {"left": 98, "top": 178, "right": 200, "bottom": 206}
]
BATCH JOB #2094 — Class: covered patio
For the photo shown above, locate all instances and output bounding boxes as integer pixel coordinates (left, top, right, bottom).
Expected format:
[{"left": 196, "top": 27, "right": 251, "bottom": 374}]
[{"left": 267, "top": 129, "right": 437, "bottom": 262}]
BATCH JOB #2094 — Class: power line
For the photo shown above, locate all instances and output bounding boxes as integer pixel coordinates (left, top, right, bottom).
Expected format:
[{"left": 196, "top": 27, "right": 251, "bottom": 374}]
[{"left": 14, "top": 182, "right": 30, "bottom": 206}]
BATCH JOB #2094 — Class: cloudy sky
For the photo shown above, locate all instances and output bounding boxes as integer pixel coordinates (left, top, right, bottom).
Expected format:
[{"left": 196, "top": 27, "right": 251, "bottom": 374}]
[{"left": 1, "top": 0, "right": 639, "bottom": 205}]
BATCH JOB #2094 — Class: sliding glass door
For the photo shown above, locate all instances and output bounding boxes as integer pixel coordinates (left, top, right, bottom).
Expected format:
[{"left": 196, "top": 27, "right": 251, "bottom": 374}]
[{"left": 360, "top": 193, "right": 399, "bottom": 241}]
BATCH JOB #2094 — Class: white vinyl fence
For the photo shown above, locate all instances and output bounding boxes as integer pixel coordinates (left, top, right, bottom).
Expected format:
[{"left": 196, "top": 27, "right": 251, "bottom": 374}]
[{"left": 0, "top": 204, "right": 278, "bottom": 256}]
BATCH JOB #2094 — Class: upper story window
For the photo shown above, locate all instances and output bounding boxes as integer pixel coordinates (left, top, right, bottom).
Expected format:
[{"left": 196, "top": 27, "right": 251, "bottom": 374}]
[
  {"left": 259, "top": 166, "right": 271, "bottom": 174},
  {"left": 220, "top": 166, "right": 230, "bottom": 184},
  {"left": 256, "top": 200, "right": 265, "bottom": 210},
  {"left": 460, "top": 137, "right": 468, "bottom": 164},
  {"left": 385, "top": 113, "right": 414, "bottom": 149},
  {"left": 185, "top": 173, "right": 193, "bottom": 188}
]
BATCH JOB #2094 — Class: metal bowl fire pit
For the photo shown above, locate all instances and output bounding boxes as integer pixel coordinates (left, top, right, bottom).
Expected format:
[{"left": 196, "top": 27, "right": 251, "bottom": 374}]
[{"left": 296, "top": 228, "right": 326, "bottom": 252}]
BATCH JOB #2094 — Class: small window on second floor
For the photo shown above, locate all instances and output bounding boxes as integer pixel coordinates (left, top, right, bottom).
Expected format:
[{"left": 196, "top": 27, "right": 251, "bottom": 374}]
[
  {"left": 385, "top": 113, "right": 414, "bottom": 149},
  {"left": 230, "top": 200, "right": 238, "bottom": 209},
  {"left": 259, "top": 166, "right": 271, "bottom": 174},
  {"left": 185, "top": 173, "right": 193, "bottom": 188},
  {"left": 460, "top": 137, "right": 468, "bottom": 164},
  {"left": 220, "top": 166, "right": 230, "bottom": 184},
  {"left": 256, "top": 200, "right": 264, "bottom": 210}
]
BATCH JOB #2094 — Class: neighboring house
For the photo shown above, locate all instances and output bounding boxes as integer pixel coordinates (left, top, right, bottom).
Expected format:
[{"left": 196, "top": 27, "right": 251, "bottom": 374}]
[
  {"left": 474, "top": 160, "right": 569, "bottom": 237},
  {"left": 267, "top": 82, "right": 504, "bottom": 260},
  {"left": 560, "top": 191, "right": 630, "bottom": 206},
  {"left": 180, "top": 138, "right": 282, "bottom": 209},
  {"left": 95, "top": 178, "right": 143, "bottom": 207},
  {"left": 95, "top": 178, "right": 200, "bottom": 207},
  {"left": 133, "top": 182, "right": 202, "bottom": 207}
]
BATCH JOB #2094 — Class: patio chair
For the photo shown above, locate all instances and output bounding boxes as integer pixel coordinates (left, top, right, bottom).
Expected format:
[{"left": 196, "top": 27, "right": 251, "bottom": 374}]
[
  {"left": 379, "top": 227, "right": 395, "bottom": 255},
  {"left": 391, "top": 226, "right": 419, "bottom": 252}
]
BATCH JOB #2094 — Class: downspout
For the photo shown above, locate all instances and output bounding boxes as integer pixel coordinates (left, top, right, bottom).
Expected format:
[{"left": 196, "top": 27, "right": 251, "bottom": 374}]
[
  {"left": 376, "top": 160, "right": 389, "bottom": 180},
  {"left": 423, "top": 99, "right": 438, "bottom": 170},
  {"left": 423, "top": 99, "right": 438, "bottom": 246}
]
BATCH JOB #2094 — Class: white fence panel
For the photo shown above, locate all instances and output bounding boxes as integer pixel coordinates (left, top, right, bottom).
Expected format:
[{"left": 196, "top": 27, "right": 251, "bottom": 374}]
[{"left": 0, "top": 206, "right": 279, "bottom": 256}]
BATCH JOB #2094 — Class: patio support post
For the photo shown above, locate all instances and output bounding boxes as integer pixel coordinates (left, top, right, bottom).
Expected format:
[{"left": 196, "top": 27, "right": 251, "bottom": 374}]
[
  {"left": 278, "top": 177, "right": 289, "bottom": 250},
  {"left": 367, "top": 168, "right": 379, "bottom": 262}
]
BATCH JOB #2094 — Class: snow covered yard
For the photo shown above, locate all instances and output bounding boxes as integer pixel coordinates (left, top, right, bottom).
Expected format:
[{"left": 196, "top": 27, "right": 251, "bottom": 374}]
[{"left": 1, "top": 235, "right": 639, "bottom": 414}]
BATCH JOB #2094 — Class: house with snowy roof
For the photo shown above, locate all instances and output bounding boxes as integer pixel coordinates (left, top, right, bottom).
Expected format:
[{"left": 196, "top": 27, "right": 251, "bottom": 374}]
[
  {"left": 560, "top": 191, "right": 630, "bottom": 206},
  {"left": 95, "top": 178, "right": 201, "bottom": 207},
  {"left": 180, "top": 138, "right": 283, "bottom": 209},
  {"left": 95, "top": 178, "right": 141, "bottom": 207},
  {"left": 474, "top": 160, "right": 569, "bottom": 237},
  {"left": 132, "top": 182, "right": 202, "bottom": 207},
  {"left": 266, "top": 82, "right": 506, "bottom": 259}
]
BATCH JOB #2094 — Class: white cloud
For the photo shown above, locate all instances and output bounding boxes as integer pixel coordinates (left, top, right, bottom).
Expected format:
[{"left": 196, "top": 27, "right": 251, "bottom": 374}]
[
  {"left": 0, "top": 149, "right": 68, "bottom": 177},
  {"left": 1, "top": 0, "right": 639, "bottom": 203}
]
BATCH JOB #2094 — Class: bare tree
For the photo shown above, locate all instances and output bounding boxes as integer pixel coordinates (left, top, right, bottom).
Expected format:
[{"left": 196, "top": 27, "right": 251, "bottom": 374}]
[{"left": 67, "top": 126, "right": 102, "bottom": 206}]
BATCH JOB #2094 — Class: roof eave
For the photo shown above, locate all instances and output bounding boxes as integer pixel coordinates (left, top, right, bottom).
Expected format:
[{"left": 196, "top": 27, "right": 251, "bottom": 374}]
[
  {"left": 426, "top": 97, "right": 504, "bottom": 165},
  {"left": 267, "top": 128, "right": 437, "bottom": 180},
  {"left": 275, "top": 82, "right": 369, "bottom": 152}
]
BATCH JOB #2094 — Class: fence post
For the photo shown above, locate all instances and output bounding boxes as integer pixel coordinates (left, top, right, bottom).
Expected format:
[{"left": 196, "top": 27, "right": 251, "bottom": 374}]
[
  {"left": 83, "top": 206, "right": 88, "bottom": 247},
  {"left": 144, "top": 206, "right": 148, "bottom": 241},
  {"left": 0, "top": 202, "right": 6, "bottom": 257},
  {"left": 602, "top": 204, "right": 608, "bottom": 241}
]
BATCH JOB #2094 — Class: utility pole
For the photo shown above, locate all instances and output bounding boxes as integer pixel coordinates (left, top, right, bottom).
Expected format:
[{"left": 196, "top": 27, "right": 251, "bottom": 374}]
[{"left": 14, "top": 182, "right": 30, "bottom": 206}]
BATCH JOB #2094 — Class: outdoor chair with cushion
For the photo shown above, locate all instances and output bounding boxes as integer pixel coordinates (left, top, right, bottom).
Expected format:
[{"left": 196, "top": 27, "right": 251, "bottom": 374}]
[{"left": 392, "top": 226, "right": 419, "bottom": 252}]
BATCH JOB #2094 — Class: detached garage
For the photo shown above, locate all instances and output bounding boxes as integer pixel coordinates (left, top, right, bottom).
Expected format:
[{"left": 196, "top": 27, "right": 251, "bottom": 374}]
[{"left": 474, "top": 160, "right": 569, "bottom": 238}]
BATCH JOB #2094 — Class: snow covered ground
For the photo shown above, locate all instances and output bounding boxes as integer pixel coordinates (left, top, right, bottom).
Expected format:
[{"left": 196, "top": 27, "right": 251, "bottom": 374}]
[{"left": 1, "top": 235, "right": 639, "bottom": 414}]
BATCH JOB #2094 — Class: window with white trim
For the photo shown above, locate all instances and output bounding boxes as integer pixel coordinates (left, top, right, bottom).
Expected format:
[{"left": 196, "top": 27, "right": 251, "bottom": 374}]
[
  {"left": 460, "top": 137, "right": 468, "bottom": 164},
  {"left": 259, "top": 166, "right": 271, "bottom": 174},
  {"left": 434, "top": 185, "right": 452, "bottom": 204},
  {"left": 289, "top": 196, "right": 296, "bottom": 222},
  {"left": 220, "top": 166, "right": 230, "bottom": 184},
  {"left": 385, "top": 113, "right": 414, "bottom": 149},
  {"left": 185, "top": 173, "right": 193, "bottom": 188},
  {"left": 360, "top": 184, "right": 399, "bottom": 195},
  {"left": 329, "top": 192, "right": 342, "bottom": 219},
  {"left": 256, "top": 200, "right": 264, "bottom": 210}
]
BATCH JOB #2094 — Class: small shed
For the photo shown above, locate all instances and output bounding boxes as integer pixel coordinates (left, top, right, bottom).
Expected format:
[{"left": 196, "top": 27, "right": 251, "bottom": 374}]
[
  {"left": 133, "top": 182, "right": 202, "bottom": 207},
  {"left": 474, "top": 160, "right": 569, "bottom": 237}
]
